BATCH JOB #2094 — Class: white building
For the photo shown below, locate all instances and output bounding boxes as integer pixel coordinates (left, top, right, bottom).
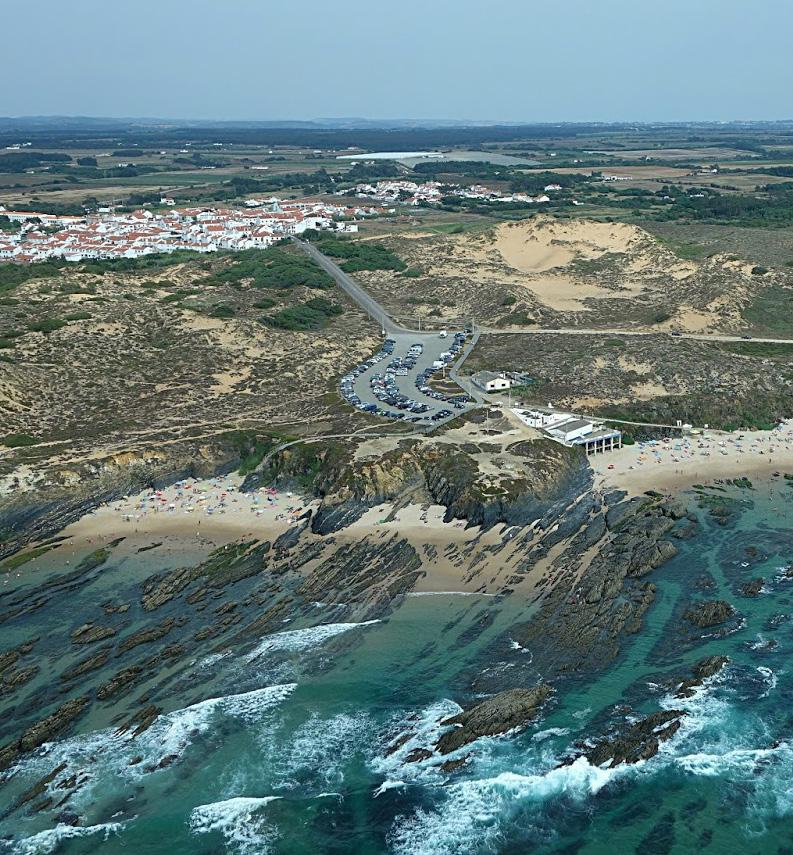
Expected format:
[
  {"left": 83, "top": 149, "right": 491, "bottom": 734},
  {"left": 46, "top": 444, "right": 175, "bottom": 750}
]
[
  {"left": 513, "top": 408, "right": 622, "bottom": 454},
  {"left": 471, "top": 371, "right": 514, "bottom": 392}
]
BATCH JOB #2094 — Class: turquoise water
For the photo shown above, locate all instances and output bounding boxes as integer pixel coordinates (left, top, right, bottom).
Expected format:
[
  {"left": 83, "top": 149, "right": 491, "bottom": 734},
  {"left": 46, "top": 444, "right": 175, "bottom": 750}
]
[{"left": 3, "top": 483, "right": 793, "bottom": 854}]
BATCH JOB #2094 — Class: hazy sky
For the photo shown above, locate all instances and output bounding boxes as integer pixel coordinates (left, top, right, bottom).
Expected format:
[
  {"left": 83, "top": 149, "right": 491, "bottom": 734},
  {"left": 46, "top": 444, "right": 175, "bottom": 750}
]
[{"left": 3, "top": 0, "right": 790, "bottom": 122}]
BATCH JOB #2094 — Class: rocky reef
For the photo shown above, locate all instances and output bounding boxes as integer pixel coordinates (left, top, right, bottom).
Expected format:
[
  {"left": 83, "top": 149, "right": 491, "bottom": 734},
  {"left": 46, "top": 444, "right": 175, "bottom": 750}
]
[
  {"left": 580, "top": 709, "right": 686, "bottom": 768},
  {"left": 435, "top": 685, "right": 553, "bottom": 754},
  {"left": 514, "top": 493, "right": 690, "bottom": 674},
  {"left": 683, "top": 600, "right": 736, "bottom": 628}
]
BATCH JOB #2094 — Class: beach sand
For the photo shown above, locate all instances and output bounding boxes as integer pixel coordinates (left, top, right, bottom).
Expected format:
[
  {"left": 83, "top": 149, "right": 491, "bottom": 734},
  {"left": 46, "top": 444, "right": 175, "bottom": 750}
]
[
  {"left": 53, "top": 473, "right": 317, "bottom": 559},
  {"left": 594, "top": 422, "right": 793, "bottom": 496},
  {"left": 11, "top": 422, "right": 793, "bottom": 595}
]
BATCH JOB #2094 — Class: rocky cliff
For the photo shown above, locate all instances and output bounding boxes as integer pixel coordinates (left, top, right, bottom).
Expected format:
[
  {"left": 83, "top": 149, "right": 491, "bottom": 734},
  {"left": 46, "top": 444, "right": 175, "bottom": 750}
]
[{"left": 253, "top": 437, "right": 591, "bottom": 535}]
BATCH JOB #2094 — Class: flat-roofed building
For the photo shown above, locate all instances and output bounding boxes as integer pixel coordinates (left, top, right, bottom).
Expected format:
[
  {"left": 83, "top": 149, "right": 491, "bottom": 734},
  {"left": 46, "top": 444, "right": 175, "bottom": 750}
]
[{"left": 471, "top": 371, "right": 513, "bottom": 392}]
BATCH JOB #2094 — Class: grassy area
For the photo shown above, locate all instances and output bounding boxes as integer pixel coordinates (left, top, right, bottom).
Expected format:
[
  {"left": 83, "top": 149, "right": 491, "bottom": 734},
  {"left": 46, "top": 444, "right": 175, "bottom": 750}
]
[
  {"left": 263, "top": 297, "right": 343, "bottom": 331},
  {"left": 0, "top": 260, "right": 64, "bottom": 296},
  {"left": 742, "top": 285, "right": 793, "bottom": 336},
  {"left": 306, "top": 233, "right": 406, "bottom": 272},
  {"left": 720, "top": 340, "right": 793, "bottom": 359},
  {"left": 1, "top": 433, "right": 38, "bottom": 447},
  {"left": 79, "top": 251, "right": 200, "bottom": 274},
  {"left": 204, "top": 246, "right": 334, "bottom": 290},
  {"left": 594, "top": 392, "right": 789, "bottom": 432},
  {"left": 654, "top": 236, "right": 708, "bottom": 260}
]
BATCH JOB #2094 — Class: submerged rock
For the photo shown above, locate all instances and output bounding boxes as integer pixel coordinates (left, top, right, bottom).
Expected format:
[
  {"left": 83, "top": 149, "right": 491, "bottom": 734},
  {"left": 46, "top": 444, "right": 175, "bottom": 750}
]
[
  {"left": 71, "top": 623, "right": 117, "bottom": 645},
  {"left": 740, "top": 578, "right": 764, "bottom": 598},
  {"left": 435, "top": 685, "right": 553, "bottom": 755}
]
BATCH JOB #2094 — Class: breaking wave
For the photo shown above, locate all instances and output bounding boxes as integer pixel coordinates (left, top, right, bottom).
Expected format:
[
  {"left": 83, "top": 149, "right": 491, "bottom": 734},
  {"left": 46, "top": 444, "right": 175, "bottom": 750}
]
[
  {"left": 189, "top": 796, "right": 281, "bottom": 854},
  {"left": 265, "top": 710, "right": 377, "bottom": 788},
  {"left": 9, "top": 820, "right": 127, "bottom": 855},
  {"left": 245, "top": 621, "right": 381, "bottom": 663},
  {"left": 8, "top": 684, "right": 296, "bottom": 808},
  {"left": 387, "top": 760, "right": 629, "bottom": 855}
]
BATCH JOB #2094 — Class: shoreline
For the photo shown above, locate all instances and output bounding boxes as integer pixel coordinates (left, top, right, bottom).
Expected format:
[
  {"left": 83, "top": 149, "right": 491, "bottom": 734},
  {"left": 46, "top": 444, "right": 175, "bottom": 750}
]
[
  {"left": 593, "top": 422, "right": 793, "bottom": 497},
  {"left": 7, "top": 424, "right": 793, "bottom": 590}
]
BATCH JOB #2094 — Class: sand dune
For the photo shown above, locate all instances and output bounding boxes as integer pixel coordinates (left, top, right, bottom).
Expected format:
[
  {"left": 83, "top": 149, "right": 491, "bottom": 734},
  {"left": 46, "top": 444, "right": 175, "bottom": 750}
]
[{"left": 494, "top": 217, "right": 642, "bottom": 274}]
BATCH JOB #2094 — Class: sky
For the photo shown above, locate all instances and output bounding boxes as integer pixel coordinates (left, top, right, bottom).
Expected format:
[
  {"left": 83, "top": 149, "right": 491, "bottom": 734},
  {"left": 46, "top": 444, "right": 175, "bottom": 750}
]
[{"left": 3, "top": 0, "right": 790, "bottom": 123}]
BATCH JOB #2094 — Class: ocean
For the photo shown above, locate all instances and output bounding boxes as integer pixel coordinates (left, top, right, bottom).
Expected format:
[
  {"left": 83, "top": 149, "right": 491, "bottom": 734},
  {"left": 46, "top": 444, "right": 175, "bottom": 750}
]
[{"left": 2, "top": 480, "right": 793, "bottom": 854}]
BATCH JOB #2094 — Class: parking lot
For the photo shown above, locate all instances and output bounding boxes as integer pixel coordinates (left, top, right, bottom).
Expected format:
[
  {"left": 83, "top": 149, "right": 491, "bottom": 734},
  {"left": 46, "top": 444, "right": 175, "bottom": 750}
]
[{"left": 339, "top": 330, "right": 475, "bottom": 424}]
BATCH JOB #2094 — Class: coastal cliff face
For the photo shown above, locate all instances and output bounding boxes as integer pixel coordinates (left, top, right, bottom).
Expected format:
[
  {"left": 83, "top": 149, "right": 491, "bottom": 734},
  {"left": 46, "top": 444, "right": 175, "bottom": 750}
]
[{"left": 256, "top": 437, "right": 592, "bottom": 534}]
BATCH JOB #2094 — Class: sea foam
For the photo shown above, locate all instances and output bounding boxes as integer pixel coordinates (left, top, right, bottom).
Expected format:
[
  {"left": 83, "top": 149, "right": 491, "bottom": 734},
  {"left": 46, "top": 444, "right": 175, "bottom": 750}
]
[
  {"left": 189, "top": 796, "right": 281, "bottom": 854},
  {"left": 10, "top": 820, "right": 127, "bottom": 855},
  {"left": 245, "top": 621, "right": 381, "bottom": 662},
  {"left": 9, "top": 684, "right": 297, "bottom": 809},
  {"left": 388, "top": 759, "right": 628, "bottom": 855}
]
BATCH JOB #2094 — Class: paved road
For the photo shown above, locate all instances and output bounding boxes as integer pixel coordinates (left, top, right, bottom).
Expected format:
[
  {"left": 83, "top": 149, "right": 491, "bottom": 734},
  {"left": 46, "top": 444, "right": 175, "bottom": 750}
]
[
  {"left": 295, "top": 239, "right": 407, "bottom": 334},
  {"left": 295, "top": 239, "right": 793, "bottom": 433},
  {"left": 296, "top": 238, "right": 474, "bottom": 422},
  {"left": 475, "top": 326, "right": 793, "bottom": 345},
  {"left": 297, "top": 240, "right": 793, "bottom": 347}
]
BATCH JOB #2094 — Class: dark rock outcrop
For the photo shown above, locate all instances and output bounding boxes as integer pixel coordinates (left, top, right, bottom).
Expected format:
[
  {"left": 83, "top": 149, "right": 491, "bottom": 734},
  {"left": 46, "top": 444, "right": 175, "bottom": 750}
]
[
  {"left": 0, "top": 697, "right": 90, "bottom": 771},
  {"left": 516, "top": 496, "right": 684, "bottom": 673},
  {"left": 582, "top": 710, "right": 686, "bottom": 768},
  {"left": 0, "top": 437, "right": 245, "bottom": 562},
  {"left": 675, "top": 656, "right": 729, "bottom": 698},
  {"left": 279, "top": 438, "right": 591, "bottom": 535},
  {"left": 117, "top": 618, "right": 175, "bottom": 655},
  {"left": 435, "top": 685, "right": 552, "bottom": 755},
  {"left": 71, "top": 623, "right": 117, "bottom": 645},
  {"left": 683, "top": 600, "right": 736, "bottom": 628},
  {"left": 740, "top": 578, "right": 764, "bottom": 598}
]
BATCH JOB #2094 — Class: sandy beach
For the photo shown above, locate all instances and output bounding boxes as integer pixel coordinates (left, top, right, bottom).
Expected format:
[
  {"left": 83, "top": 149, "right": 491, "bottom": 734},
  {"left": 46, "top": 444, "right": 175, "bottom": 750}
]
[
  {"left": 10, "top": 421, "right": 793, "bottom": 592},
  {"left": 594, "top": 421, "right": 793, "bottom": 496},
  {"left": 54, "top": 473, "right": 318, "bottom": 558}
]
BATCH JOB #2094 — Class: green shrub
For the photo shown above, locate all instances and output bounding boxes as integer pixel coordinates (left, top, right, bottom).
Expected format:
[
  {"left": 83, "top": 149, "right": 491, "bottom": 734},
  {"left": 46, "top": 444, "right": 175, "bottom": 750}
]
[
  {"left": 161, "top": 291, "right": 191, "bottom": 303},
  {"left": 28, "top": 318, "right": 66, "bottom": 333},
  {"left": 2, "top": 433, "right": 37, "bottom": 447},
  {"left": 312, "top": 236, "right": 406, "bottom": 272},
  {"left": 0, "top": 338, "right": 14, "bottom": 349},
  {"left": 80, "top": 251, "right": 196, "bottom": 274},
  {"left": 0, "top": 260, "right": 64, "bottom": 295},
  {"left": 64, "top": 311, "right": 93, "bottom": 321},
  {"left": 209, "top": 304, "right": 235, "bottom": 318},
  {"left": 253, "top": 297, "right": 277, "bottom": 310},
  {"left": 751, "top": 265, "right": 769, "bottom": 276},
  {"left": 205, "top": 246, "right": 334, "bottom": 290},
  {"left": 264, "top": 298, "right": 343, "bottom": 331},
  {"left": 303, "top": 297, "right": 342, "bottom": 316}
]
